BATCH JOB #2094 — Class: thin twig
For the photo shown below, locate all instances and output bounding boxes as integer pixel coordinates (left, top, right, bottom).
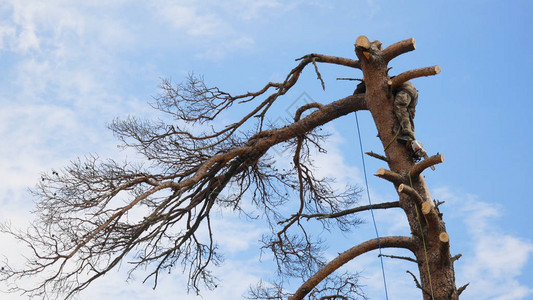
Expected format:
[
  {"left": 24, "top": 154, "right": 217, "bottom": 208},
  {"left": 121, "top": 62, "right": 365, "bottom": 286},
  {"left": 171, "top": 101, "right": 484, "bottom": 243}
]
[
  {"left": 365, "top": 151, "right": 389, "bottom": 163},
  {"left": 336, "top": 77, "right": 363, "bottom": 81},
  {"left": 299, "top": 201, "right": 400, "bottom": 220},
  {"left": 378, "top": 254, "right": 417, "bottom": 263},
  {"left": 457, "top": 283, "right": 469, "bottom": 296},
  {"left": 451, "top": 253, "right": 462, "bottom": 264},
  {"left": 312, "top": 58, "right": 326, "bottom": 90},
  {"left": 406, "top": 270, "right": 432, "bottom": 297}
]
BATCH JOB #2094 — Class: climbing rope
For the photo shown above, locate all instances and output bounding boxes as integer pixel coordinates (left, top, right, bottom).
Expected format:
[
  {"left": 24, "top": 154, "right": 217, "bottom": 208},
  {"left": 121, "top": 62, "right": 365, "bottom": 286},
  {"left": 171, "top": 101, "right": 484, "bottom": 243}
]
[
  {"left": 354, "top": 112, "right": 389, "bottom": 300},
  {"left": 409, "top": 174, "right": 435, "bottom": 300},
  {"left": 384, "top": 127, "right": 401, "bottom": 152}
]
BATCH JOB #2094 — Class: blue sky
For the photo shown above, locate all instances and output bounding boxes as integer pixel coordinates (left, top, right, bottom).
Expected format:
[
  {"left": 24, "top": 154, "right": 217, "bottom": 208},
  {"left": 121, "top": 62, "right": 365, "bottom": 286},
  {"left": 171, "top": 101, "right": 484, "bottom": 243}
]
[{"left": 0, "top": 1, "right": 532, "bottom": 299}]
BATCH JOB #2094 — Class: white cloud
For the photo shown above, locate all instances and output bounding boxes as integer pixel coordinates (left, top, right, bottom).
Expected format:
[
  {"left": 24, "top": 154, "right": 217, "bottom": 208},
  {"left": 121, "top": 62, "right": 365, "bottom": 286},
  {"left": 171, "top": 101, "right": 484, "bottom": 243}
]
[
  {"left": 148, "top": 0, "right": 307, "bottom": 60},
  {"left": 79, "top": 253, "right": 264, "bottom": 300},
  {"left": 150, "top": 0, "right": 254, "bottom": 59},
  {"left": 152, "top": 1, "right": 228, "bottom": 37},
  {"left": 210, "top": 216, "right": 266, "bottom": 254},
  {"left": 434, "top": 188, "right": 533, "bottom": 299},
  {"left": 2, "top": 2, "right": 529, "bottom": 299}
]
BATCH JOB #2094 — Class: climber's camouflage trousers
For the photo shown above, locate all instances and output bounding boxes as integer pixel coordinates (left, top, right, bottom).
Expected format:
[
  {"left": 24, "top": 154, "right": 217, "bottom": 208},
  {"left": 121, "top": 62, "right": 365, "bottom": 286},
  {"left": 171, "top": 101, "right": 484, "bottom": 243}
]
[{"left": 394, "top": 81, "right": 418, "bottom": 138}]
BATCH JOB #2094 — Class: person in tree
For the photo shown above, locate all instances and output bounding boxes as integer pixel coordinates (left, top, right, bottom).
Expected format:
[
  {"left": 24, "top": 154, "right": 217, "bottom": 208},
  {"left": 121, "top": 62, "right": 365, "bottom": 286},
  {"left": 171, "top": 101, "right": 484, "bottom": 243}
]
[
  {"left": 393, "top": 81, "right": 434, "bottom": 168},
  {"left": 356, "top": 78, "right": 429, "bottom": 161},
  {"left": 394, "top": 80, "right": 418, "bottom": 141}
]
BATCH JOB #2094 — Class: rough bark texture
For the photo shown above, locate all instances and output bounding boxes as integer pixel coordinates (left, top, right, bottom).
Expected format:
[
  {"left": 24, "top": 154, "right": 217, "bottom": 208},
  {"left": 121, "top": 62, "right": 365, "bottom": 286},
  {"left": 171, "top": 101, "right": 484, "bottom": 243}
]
[{"left": 355, "top": 36, "right": 458, "bottom": 299}]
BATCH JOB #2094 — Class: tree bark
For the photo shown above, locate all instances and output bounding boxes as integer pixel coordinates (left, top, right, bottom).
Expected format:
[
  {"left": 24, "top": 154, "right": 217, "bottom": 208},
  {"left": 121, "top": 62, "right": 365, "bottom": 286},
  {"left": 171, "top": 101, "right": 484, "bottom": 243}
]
[{"left": 355, "top": 36, "right": 459, "bottom": 299}]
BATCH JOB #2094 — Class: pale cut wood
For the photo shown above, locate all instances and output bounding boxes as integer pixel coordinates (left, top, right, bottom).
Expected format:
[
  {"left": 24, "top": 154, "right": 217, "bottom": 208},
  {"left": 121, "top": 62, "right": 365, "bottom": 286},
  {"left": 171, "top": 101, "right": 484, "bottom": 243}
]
[
  {"left": 398, "top": 183, "right": 424, "bottom": 205},
  {"left": 439, "top": 232, "right": 449, "bottom": 243},
  {"left": 382, "top": 37, "right": 416, "bottom": 62},
  {"left": 421, "top": 201, "right": 433, "bottom": 215},
  {"left": 410, "top": 154, "right": 445, "bottom": 178},
  {"left": 375, "top": 168, "right": 403, "bottom": 184},
  {"left": 355, "top": 35, "right": 370, "bottom": 50},
  {"left": 391, "top": 65, "right": 441, "bottom": 88}
]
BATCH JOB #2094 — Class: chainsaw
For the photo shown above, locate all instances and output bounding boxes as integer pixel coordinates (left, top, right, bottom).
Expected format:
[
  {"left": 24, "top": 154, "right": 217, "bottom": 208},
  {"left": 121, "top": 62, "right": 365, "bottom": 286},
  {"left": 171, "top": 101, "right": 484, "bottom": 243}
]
[{"left": 409, "top": 139, "right": 435, "bottom": 171}]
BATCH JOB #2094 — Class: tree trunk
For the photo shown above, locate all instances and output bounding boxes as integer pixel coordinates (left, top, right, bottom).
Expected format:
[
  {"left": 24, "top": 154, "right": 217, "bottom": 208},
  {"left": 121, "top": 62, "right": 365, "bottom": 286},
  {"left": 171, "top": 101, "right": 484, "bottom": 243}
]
[{"left": 355, "top": 36, "right": 459, "bottom": 299}]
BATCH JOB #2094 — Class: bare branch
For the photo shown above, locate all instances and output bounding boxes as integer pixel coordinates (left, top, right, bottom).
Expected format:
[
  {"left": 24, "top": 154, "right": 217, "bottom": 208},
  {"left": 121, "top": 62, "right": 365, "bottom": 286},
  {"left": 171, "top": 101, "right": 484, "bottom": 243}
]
[
  {"left": 289, "top": 236, "right": 414, "bottom": 300},
  {"left": 296, "top": 53, "right": 361, "bottom": 69},
  {"left": 379, "top": 253, "right": 418, "bottom": 263},
  {"left": 3, "top": 36, "right": 460, "bottom": 299},
  {"left": 406, "top": 270, "right": 433, "bottom": 297},
  {"left": 299, "top": 201, "right": 400, "bottom": 220},
  {"left": 365, "top": 151, "right": 389, "bottom": 163},
  {"left": 312, "top": 58, "right": 326, "bottom": 90},
  {"left": 294, "top": 103, "right": 324, "bottom": 122}
]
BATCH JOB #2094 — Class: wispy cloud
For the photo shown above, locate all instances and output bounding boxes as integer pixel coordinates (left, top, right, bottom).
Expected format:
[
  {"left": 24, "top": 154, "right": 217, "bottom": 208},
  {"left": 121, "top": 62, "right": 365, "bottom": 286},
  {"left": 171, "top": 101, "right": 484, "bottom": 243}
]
[{"left": 435, "top": 188, "right": 533, "bottom": 299}]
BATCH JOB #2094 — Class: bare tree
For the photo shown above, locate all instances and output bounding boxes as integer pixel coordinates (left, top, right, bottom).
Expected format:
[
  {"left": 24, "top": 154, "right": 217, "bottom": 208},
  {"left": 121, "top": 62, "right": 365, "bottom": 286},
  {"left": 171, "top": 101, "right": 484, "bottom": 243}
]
[{"left": 1, "top": 36, "right": 466, "bottom": 299}]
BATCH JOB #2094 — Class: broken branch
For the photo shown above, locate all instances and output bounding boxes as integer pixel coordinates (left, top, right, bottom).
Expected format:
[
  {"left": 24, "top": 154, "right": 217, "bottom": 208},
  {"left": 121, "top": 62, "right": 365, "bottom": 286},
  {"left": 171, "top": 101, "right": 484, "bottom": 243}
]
[{"left": 457, "top": 283, "right": 469, "bottom": 296}]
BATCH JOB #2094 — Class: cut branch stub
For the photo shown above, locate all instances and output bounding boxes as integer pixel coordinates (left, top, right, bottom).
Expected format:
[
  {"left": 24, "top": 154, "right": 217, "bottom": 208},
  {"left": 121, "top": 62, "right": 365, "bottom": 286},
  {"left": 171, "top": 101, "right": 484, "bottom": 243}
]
[
  {"left": 439, "top": 232, "right": 450, "bottom": 243},
  {"left": 398, "top": 183, "right": 424, "bottom": 206},
  {"left": 355, "top": 35, "right": 371, "bottom": 60},
  {"left": 421, "top": 201, "right": 433, "bottom": 215},
  {"left": 391, "top": 65, "right": 441, "bottom": 88},
  {"left": 382, "top": 37, "right": 416, "bottom": 63},
  {"left": 375, "top": 168, "right": 404, "bottom": 185},
  {"left": 410, "top": 154, "right": 445, "bottom": 178},
  {"left": 355, "top": 35, "right": 371, "bottom": 50}
]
